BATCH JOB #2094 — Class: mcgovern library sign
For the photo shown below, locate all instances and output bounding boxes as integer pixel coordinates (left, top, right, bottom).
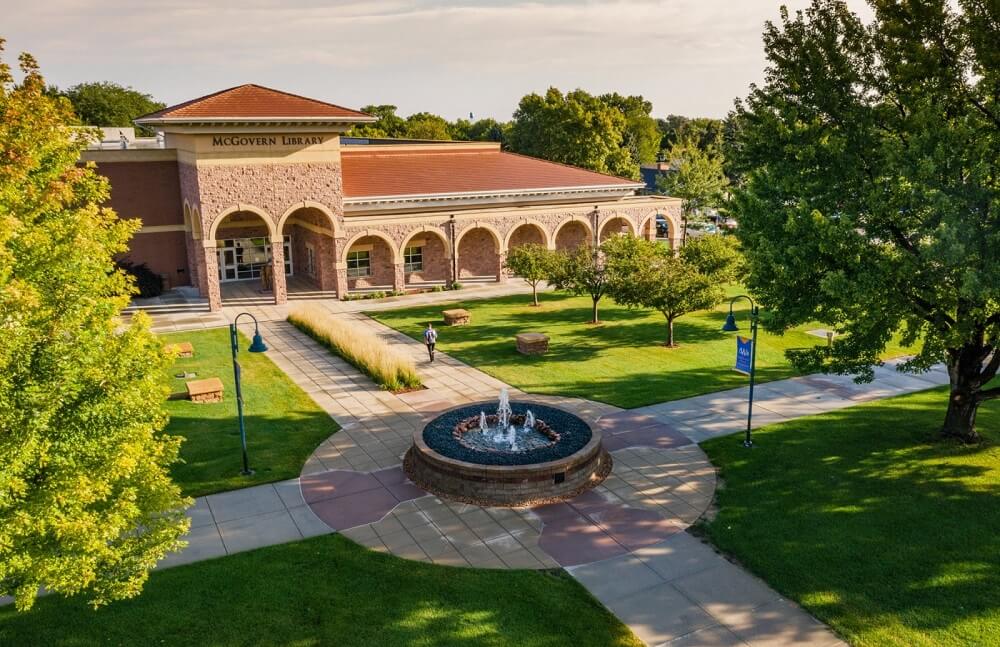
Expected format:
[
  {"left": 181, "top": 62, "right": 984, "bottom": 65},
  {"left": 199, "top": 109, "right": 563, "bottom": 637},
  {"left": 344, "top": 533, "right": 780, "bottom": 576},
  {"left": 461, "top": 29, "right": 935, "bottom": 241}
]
[{"left": 211, "top": 135, "right": 327, "bottom": 147}]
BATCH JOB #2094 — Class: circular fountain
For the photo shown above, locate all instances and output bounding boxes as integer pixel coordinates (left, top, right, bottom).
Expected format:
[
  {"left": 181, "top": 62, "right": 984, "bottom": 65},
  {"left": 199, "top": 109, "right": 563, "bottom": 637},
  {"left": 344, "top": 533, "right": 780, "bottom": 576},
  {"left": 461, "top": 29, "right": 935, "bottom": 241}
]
[{"left": 404, "top": 389, "right": 611, "bottom": 506}]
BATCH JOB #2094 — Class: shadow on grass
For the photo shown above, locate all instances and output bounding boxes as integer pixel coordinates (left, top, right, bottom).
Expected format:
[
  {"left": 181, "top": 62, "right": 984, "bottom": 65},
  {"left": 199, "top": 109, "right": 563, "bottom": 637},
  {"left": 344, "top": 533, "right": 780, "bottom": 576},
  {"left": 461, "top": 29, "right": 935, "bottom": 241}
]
[
  {"left": 700, "top": 389, "right": 1000, "bottom": 645},
  {"left": 0, "top": 535, "right": 641, "bottom": 647},
  {"left": 166, "top": 410, "right": 339, "bottom": 498}
]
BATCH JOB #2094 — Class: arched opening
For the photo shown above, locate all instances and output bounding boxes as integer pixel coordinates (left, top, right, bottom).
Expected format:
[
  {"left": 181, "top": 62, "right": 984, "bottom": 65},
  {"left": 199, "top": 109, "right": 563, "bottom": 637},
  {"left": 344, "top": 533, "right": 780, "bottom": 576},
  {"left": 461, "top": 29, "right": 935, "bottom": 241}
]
[
  {"left": 506, "top": 223, "right": 547, "bottom": 251},
  {"left": 640, "top": 212, "right": 677, "bottom": 249},
  {"left": 457, "top": 227, "right": 500, "bottom": 281},
  {"left": 213, "top": 209, "right": 281, "bottom": 284},
  {"left": 554, "top": 220, "right": 591, "bottom": 251},
  {"left": 280, "top": 205, "right": 338, "bottom": 296},
  {"left": 345, "top": 234, "right": 396, "bottom": 292},
  {"left": 598, "top": 216, "right": 633, "bottom": 243},
  {"left": 401, "top": 229, "right": 450, "bottom": 288}
]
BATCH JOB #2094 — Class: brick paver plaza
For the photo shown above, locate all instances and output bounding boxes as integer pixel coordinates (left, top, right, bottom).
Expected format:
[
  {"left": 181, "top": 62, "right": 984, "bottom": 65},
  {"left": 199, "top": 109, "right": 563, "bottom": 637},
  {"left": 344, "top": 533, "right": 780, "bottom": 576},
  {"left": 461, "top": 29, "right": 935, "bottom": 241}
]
[{"left": 137, "top": 280, "right": 950, "bottom": 646}]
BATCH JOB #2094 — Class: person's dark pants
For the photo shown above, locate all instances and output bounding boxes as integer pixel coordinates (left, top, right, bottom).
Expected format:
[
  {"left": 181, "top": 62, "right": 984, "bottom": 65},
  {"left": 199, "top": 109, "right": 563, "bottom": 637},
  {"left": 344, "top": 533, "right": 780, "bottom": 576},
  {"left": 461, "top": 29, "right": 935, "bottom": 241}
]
[{"left": 426, "top": 342, "right": 436, "bottom": 361}]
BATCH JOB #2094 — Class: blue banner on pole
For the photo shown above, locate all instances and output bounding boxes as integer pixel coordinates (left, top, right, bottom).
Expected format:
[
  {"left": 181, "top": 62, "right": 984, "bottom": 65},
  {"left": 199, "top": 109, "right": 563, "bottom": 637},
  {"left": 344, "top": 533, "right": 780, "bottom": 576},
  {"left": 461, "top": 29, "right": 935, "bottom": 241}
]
[{"left": 734, "top": 336, "right": 752, "bottom": 375}]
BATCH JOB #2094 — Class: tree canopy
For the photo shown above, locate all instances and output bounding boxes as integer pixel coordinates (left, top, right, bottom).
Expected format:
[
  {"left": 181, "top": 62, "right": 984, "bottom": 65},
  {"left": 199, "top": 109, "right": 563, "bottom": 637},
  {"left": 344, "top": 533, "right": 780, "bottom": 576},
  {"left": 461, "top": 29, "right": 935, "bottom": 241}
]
[
  {"left": 507, "top": 87, "right": 638, "bottom": 179},
  {"left": 0, "top": 42, "right": 188, "bottom": 609},
  {"left": 548, "top": 244, "right": 610, "bottom": 323},
  {"left": 59, "top": 81, "right": 164, "bottom": 136},
  {"left": 504, "top": 243, "right": 554, "bottom": 306},
  {"left": 730, "top": 0, "right": 1000, "bottom": 442},
  {"left": 657, "top": 141, "right": 729, "bottom": 241},
  {"left": 349, "top": 104, "right": 408, "bottom": 138},
  {"left": 605, "top": 236, "right": 724, "bottom": 347},
  {"left": 680, "top": 234, "right": 746, "bottom": 284}
]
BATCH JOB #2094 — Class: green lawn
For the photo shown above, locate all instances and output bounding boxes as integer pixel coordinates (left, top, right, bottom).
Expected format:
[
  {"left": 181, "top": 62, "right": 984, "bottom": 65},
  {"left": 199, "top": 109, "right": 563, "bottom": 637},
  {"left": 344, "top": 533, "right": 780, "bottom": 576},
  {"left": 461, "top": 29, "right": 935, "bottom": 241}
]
[
  {"left": 162, "top": 328, "right": 337, "bottom": 497},
  {"left": 0, "top": 534, "right": 642, "bottom": 647},
  {"left": 371, "top": 288, "right": 912, "bottom": 409},
  {"left": 700, "top": 388, "right": 1000, "bottom": 647}
]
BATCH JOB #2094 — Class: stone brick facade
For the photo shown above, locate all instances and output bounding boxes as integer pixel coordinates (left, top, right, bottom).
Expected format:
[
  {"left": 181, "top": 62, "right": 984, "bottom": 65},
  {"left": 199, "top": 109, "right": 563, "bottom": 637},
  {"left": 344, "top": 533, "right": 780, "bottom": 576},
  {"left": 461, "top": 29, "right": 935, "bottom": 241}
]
[
  {"left": 457, "top": 228, "right": 500, "bottom": 279},
  {"left": 93, "top": 140, "right": 683, "bottom": 311}
]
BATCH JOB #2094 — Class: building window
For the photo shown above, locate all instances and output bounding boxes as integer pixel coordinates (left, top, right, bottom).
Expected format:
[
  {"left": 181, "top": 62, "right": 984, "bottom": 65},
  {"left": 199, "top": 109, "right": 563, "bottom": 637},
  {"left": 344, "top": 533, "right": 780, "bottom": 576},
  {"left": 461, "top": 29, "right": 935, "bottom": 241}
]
[
  {"left": 305, "top": 243, "right": 316, "bottom": 277},
  {"left": 404, "top": 245, "right": 423, "bottom": 273},
  {"left": 347, "top": 250, "right": 371, "bottom": 277}
]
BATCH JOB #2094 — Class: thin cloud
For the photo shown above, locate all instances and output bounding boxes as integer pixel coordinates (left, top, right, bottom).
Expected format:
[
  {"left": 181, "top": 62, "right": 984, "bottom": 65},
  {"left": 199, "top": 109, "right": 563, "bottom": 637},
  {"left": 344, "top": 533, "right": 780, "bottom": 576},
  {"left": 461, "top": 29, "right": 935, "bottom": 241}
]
[{"left": 4, "top": 0, "right": 873, "bottom": 119}]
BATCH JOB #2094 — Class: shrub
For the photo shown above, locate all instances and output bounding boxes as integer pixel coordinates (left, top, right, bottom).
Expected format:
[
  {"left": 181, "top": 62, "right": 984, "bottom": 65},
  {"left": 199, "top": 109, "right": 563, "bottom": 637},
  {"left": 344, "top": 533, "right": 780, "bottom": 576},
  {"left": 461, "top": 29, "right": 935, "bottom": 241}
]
[
  {"left": 117, "top": 260, "right": 163, "bottom": 298},
  {"left": 450, "top": 281, "right": 463, "bottom": 290},
  {"left": 432, "top": 285, "right": 445, "bottom": 293},
  {"left": 288, "top": 305, "right": 422, "bottom": 392}
]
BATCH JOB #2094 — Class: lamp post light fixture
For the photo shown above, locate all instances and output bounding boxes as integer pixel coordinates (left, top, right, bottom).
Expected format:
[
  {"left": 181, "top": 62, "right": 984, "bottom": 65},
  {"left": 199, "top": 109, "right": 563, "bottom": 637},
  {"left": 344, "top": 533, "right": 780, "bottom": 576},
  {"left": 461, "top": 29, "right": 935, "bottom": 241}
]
[
  {"left": 722, "top": 295, "right": 759, "bottom": 448},
  {"left": 230, "top": 312, "right": 268, "bottom": 475}
]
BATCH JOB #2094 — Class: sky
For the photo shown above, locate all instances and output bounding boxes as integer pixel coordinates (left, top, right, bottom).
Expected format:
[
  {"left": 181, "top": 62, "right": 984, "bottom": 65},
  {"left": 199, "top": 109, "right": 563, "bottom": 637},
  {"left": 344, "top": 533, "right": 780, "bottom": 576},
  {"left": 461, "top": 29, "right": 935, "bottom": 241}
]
[{"left": 3, "top": 0, "right": 873, "bottom": 121}]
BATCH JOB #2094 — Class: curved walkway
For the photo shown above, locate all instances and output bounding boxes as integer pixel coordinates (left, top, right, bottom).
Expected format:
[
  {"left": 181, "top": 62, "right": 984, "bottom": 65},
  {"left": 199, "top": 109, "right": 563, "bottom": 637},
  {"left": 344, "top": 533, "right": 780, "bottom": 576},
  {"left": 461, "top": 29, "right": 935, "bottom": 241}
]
[{"left": 149, "top": 286, "right": 949, "bottom": 646}]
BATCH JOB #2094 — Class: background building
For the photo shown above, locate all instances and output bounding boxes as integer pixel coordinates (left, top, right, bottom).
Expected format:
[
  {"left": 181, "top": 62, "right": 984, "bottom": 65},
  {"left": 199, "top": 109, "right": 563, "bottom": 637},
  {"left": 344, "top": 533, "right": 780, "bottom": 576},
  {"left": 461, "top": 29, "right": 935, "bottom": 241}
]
[{"left": 81, "top": 84, "right": 683, "bottom": 311}]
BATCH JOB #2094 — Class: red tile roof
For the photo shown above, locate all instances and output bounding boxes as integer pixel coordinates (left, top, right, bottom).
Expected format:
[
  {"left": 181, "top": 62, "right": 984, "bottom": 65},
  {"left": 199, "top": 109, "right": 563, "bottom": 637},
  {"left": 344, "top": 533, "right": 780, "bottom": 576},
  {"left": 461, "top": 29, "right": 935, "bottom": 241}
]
[
  {"left": 135, "top": 84, "right": 371, "bottom": 122},
  {"left": 341, "top": 146, "right": 642, "bottom": 199}
]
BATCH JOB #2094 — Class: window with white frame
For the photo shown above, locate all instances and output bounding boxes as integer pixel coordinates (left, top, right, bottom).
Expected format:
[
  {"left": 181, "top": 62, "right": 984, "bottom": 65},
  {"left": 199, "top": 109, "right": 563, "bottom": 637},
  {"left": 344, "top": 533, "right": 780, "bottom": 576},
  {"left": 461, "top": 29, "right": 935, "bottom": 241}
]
[
  {"left": 404, "top": 245, "right": 423, "bottom": 272},
  {"left": 346, "top": 250, "right": 371, "bottom": 277}
]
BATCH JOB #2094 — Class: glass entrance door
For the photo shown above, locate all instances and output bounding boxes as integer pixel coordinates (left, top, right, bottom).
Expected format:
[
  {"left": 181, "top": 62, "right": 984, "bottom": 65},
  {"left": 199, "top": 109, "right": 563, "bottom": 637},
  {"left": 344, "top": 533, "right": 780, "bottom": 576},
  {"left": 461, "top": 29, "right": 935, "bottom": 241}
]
[{"left": 217, "top": 236, "right": 293, "bottom": 282}]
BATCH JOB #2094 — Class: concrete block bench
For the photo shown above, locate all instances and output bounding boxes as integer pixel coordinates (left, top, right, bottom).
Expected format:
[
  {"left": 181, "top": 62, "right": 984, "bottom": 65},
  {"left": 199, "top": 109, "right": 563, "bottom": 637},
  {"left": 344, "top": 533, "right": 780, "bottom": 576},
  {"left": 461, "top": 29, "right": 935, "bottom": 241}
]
[
  {"left": 443, "top": 308, "right": 471, "bottom": 326},
  {"left": 165, "top": 341, "right": 194, "bottom": 358},
  {"left": 186, "top": 377, "right": 224, "bottom": 403},
  {"left": 516, "top": 332, "right": 549, "bottom": 355}
]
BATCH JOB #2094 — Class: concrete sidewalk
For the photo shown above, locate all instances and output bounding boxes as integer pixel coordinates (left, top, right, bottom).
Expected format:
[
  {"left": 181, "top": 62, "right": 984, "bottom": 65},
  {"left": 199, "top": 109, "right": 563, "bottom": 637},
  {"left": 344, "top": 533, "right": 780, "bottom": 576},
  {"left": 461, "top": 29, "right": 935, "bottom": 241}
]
[{"left": 152, "top": 317, "right": 947, "bottom": 646}]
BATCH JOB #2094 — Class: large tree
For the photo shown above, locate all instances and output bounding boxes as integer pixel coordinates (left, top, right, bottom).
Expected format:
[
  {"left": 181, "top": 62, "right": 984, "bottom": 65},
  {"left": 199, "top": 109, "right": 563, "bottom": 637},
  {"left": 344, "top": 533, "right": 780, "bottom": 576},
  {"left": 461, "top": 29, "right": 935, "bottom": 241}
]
[
  {"left": 404, "top": 112, "right": 452, "bottom": 140},
  {"left": 599, "top": 92, "right": 660, "bottom": 169},
  {"left": 0, "top": 42, "right": 189, "bottom": 609},
  {"left": 730, "top": 0, "right": 1000, "bottom": 442},
  {"left": 60, "top": 81, "right": 164, "bottom": 136},
  {"left": 508, "top": 88, "right": 636, "bottom": 179},
  {"left": 347, "top": 104, "right": 407, "bottom": 138}
]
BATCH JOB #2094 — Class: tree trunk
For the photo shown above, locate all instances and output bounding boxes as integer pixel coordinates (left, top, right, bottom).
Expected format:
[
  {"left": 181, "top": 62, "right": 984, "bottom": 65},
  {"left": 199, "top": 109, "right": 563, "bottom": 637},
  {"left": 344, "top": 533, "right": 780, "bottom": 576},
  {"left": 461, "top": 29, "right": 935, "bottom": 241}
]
[
  {"left": 666, "top": 316, "right": 676, "bottom": 347},
  {"left": 531, "top": 281, "right": 539, "bottom": 306},
  {"left": 592, "top": 297, "right": 599, "bottom": 324},
  {"left": 941, "top": 348, "right": 986, "bottom": 443},
  {"left": 942, "top": 390, "right": 979, "bottom": 443}
]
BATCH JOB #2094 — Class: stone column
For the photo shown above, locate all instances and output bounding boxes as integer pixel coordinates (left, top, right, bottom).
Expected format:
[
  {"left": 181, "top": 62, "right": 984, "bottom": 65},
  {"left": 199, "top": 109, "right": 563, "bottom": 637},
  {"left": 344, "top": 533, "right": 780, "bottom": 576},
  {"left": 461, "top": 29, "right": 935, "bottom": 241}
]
[
  {"left": 393, "top": 263, "right": 406, "bottom": 293},
  {"left": 270, "top": 237, "right": 288, "bottom": 305},
  {"left": 495, "top": 251, "right": 507, "bottom": 283},
  {"left": 331, "top": 236, "right": 349, "bottom": 297},
  {"left": 316, "top": 235, "right": 338, "bottom": 292},
  {"left": 203, "top": 242, "right": 222, "bottom": 312}
]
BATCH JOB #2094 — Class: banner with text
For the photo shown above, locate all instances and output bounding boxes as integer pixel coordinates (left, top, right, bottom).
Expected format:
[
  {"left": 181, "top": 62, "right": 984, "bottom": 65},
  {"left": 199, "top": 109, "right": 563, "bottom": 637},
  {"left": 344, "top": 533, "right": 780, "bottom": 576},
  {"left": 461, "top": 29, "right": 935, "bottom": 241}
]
[{"left": 734, "top": 336, "right": 752, "bottom": 375}]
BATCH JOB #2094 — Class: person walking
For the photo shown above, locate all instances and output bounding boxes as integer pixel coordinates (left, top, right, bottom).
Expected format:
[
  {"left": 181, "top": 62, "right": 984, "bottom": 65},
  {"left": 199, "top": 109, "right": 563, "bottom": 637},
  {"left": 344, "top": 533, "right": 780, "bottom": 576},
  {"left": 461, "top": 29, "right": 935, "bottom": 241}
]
[{"left": 424, "top": 323, "right": 438, "bottom": 362}]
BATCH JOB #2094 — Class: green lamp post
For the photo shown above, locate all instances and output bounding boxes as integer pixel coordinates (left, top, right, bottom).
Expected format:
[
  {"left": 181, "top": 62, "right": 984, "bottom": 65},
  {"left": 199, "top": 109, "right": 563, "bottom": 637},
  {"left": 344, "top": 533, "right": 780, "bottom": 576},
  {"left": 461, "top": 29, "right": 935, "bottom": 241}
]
[
  {"left": 230, "top": 312, "right": 268, "bottom": 475},
  {"left": 722, "top": 295, "right": 759, "bottom": 448}
]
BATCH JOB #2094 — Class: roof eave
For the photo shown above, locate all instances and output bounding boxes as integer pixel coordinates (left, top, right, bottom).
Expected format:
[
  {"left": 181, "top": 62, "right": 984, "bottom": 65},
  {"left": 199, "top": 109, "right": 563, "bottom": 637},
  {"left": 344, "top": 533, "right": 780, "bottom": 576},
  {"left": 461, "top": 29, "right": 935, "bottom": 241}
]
[
  {"left": 344, "top": 183, "right": 643, "bottom": 205},
  {"left": 133, "top": 115, "right": 376, "bottom": 127}
]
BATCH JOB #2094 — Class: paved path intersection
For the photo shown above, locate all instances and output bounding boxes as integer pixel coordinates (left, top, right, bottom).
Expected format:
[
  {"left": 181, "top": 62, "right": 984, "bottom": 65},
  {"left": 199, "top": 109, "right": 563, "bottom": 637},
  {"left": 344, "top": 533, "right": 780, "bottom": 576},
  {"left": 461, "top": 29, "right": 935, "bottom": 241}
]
[{"left": 144, "top": 284, "right": 949, "bottom": 646}]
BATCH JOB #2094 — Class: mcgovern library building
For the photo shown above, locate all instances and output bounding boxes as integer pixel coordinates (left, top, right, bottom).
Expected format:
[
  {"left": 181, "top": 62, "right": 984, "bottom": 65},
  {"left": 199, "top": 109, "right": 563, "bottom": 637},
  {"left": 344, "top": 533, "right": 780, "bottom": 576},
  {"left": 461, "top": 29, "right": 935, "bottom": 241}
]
[{"left": 83, "top": 84, "right": 683, "bottom": 312}]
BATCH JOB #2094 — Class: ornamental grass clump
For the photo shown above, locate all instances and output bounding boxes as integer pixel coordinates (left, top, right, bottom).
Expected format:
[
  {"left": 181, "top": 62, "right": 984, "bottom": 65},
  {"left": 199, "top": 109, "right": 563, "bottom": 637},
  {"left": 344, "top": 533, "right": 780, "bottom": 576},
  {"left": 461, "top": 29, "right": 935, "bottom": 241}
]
[{"left": 288, "top": 305, "right": 422, "bottom": 392}]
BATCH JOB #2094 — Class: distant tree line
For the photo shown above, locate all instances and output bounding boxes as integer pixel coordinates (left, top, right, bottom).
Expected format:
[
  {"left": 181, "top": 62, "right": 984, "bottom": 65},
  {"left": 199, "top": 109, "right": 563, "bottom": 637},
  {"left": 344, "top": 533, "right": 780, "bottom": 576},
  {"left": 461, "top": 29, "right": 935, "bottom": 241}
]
[{"left": 55, "top": 81, "right": 731, "bottom": 183}]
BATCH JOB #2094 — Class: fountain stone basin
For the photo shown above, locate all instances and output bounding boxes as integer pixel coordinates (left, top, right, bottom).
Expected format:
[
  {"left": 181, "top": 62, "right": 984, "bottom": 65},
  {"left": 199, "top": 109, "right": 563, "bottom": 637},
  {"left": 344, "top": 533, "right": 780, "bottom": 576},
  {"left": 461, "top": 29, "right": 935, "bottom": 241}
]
[{"left": 404, "top": 400, "right": 611, "bottom": 507}]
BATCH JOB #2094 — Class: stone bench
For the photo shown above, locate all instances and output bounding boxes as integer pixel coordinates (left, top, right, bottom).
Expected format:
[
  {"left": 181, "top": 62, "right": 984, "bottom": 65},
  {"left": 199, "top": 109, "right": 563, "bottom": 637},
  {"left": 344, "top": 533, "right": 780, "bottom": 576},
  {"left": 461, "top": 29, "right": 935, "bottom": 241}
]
[
  {"left": 516, "top": 332, "right": 549, "bottom": 355},
  {"left": 443, "top": 308, "right": 471, "bottom": 326},
  {"left": 165, "top": 342, "right": 194, "bottom": 358},
  {"left": 186, "top": 377, "right": 224, "bottom": 403}
]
